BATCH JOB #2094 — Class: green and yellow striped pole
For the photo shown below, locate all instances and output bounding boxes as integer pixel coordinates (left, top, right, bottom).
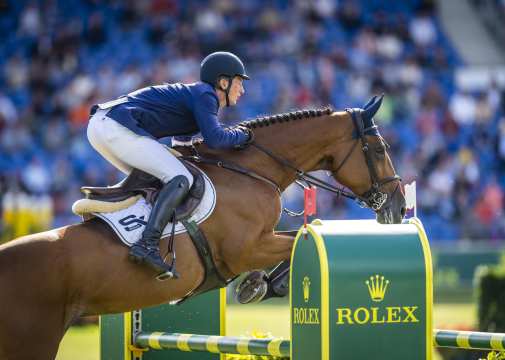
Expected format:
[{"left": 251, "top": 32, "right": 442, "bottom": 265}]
[
  {"left": 134, "top": 333, "right": 290, "bottom": 357},
  {"left": 434, "top": 330, "right": 505, "bottom": 351},
  {"left": 134, "top": 330, "right": 505, "bottom": 356}
]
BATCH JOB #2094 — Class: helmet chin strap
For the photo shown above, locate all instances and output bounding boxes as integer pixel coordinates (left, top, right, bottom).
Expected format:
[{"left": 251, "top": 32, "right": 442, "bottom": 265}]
[{"left": 225, "top": 89, "right": 230, "bottom": 107}]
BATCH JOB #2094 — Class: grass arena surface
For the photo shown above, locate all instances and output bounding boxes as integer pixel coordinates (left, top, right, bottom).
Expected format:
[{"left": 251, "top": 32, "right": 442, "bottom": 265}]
[{"left": 56, "top": 302, "right": 475, "bottom": 360}]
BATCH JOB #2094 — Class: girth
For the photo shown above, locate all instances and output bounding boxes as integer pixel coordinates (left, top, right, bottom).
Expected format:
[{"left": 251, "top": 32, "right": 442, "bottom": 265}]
[{"left": 174, "top": 220, "right": 232, "bottom": 304}]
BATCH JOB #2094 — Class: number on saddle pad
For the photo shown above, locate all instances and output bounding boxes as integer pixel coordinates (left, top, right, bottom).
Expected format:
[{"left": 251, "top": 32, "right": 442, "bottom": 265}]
[{"left": 118, "top": 215, "right": 147, "bottom": 232}]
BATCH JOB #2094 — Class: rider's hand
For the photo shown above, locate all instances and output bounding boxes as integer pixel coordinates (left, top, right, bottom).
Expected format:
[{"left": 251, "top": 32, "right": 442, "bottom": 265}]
[{"left": 234, "top": 126, "right": 254, "bottom": 150}]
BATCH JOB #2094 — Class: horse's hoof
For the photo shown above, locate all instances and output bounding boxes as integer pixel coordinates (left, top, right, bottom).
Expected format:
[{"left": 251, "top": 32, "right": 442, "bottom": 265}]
[{"left": 235, "top": 270, "right": 269, "bottom": 304}]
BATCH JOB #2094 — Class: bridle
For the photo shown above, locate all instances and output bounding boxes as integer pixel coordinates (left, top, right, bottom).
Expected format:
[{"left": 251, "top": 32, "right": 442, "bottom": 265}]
[
  {"left": 249, "top": 108, "right": 401, "bottom": 211},
  {"left": 184, "top": 108, "right": 401, "bottom": 212},
  {"left": 343, "top": 108, "right": 401, "bottom": 210}
]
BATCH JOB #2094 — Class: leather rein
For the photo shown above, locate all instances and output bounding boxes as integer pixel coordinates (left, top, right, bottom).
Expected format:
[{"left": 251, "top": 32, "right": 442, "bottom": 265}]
[{"left": 183, "top": 108, "right": 401, "bottom": 212}]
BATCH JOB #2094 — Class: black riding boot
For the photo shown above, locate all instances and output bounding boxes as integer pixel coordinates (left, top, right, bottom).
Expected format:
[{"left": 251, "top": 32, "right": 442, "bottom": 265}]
[{"left": 128, "top": 175, "right": 190, "bottom": 280}]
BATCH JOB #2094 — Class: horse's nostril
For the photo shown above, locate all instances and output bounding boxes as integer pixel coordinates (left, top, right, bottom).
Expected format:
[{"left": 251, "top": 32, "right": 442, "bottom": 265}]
[{"left": 400, "top": 207, "right": 406, "bottom": 217}]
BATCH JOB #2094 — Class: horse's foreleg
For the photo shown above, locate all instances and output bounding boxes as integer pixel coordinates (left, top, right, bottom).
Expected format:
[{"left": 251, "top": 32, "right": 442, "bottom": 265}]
[
  {"left": 253, "top": 232, "right": 294, "bottom": 269},
  {"left": 235, "top": 232, "right": 295, "bottom": 304},
  {"left": 264, "top": 230, "right": 299, "bottom": 291}
]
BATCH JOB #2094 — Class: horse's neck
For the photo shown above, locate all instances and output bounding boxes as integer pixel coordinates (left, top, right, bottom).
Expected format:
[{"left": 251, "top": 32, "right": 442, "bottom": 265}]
[{"left": 212, "top": 111, "right": 353, "bottom": 191}]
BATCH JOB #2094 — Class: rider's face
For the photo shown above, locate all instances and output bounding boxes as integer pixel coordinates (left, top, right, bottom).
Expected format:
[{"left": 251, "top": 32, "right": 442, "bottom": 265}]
[
  {"left": 217, "top": 77, "right": 245, "bottom": 107},
  {"left": 227, "top": 77, "right": 245, "bottom": 106}
]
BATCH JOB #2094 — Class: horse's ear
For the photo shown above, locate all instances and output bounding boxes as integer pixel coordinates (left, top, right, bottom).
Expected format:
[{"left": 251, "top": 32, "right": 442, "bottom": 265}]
[
  {"left": 363, "top": 95, "right": 377, "bottom": 110},
  {"left": 363, "top": 94, "right": 383, "bottom": 121}
]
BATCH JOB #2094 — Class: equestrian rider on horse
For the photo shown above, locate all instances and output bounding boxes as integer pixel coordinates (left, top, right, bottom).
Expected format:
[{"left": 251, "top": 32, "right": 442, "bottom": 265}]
[{"left": 86, "top": 52, "right": 252, "bottom": 279}]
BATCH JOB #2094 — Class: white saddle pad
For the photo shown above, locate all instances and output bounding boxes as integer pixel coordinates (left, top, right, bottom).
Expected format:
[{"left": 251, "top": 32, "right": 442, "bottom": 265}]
[{"left": 93, "top": 172, "right": 216, "bottom": 247}]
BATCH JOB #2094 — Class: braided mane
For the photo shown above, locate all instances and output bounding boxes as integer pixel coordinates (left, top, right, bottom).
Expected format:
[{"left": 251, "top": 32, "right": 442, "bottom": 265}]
[
  {"left": 240, "top": 106, "right": 333, "bottom": 129},
  {"left": 176, "top": 106, "right": 333, "bottom": 148}
]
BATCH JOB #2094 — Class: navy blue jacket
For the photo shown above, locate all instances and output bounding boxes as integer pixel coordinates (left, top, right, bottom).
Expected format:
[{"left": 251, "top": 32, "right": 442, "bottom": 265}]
[{"left": 102, "top": 82, "right": 248, "bottom": 149}]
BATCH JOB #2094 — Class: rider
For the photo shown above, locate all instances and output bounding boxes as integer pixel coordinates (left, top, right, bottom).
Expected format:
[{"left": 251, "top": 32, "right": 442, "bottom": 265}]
[{"left": 86, "top": 51, "right": 252, "bottom": 279}]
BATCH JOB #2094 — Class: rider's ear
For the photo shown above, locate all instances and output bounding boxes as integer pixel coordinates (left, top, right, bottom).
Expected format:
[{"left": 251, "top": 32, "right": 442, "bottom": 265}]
[{"left": 217, "top": 77, "right": 229, "bottom": 91}]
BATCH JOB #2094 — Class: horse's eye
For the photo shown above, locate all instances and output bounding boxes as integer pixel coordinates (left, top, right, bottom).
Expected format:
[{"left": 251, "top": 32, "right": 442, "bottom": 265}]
[{"left": 376, "top": 146, "right": 385, "bottom": 155}]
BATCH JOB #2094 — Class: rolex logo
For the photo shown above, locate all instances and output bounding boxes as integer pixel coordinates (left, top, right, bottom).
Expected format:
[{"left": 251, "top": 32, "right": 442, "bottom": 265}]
[
  {"left": 366, "top": 275, "right": 389, "bottom": 302},
  {"left": 302, "top": 276, "right": 311, "bottom": 303}
]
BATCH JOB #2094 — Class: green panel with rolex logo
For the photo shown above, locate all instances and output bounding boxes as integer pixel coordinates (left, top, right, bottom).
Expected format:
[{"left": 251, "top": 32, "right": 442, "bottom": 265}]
[
  {"left": 290, "top": 226, "right": 324, "bottom": 360},
  {"left": 290, "top": 219, "right": 433, "bottom": 360}
]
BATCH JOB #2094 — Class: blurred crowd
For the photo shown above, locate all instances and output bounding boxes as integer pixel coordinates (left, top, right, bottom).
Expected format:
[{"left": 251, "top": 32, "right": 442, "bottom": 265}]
[{"left": 0, "top": 0, "right": 504, "bottom": 242}]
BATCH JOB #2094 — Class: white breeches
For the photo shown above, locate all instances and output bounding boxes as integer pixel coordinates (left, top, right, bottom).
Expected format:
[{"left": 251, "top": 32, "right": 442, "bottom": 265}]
[{"left": 87, "top": 109, "right": 194, "bottom": 186}]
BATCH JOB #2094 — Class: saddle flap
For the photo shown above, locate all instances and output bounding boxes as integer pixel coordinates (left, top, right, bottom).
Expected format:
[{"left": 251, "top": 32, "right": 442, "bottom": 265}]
[
  {"left": 84, "top": 168, "right": 216, "bottom": 248},
  {"left": 80, "top": 169, "right": 162, "bottom": 203},
  {"left": 77, "top": 162, "right": 206, "bottom": 221}
]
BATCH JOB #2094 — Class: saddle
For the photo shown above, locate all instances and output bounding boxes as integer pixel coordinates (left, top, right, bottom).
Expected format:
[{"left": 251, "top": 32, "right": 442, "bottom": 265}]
[{"left": 80, "top": 162, "right": 205, "bottom": 221}]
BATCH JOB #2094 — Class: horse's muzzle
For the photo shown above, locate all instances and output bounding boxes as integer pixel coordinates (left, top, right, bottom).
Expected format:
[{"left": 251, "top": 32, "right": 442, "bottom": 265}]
[{"left": 376, "top": 183, "right": 406, "bottom": 224}]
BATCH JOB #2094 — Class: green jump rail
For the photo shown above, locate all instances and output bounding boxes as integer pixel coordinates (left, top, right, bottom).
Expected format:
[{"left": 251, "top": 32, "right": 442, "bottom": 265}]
[{"left": 135, "top": 330, "right": 505, "bottom": 356}]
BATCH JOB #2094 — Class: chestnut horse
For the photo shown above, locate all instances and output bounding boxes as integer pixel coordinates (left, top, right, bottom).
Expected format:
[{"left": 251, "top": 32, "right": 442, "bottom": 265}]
[{"left": 0, "top": 97, "right": 405, "bottom": 359}]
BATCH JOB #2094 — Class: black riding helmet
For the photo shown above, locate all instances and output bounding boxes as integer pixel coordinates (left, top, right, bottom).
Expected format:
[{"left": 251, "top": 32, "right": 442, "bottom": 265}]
[{"left": 200, "top": 51, "right": 250, "bottom": 106}]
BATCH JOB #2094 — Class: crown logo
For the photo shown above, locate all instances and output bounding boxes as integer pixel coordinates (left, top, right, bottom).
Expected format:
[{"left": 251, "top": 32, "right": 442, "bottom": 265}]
[
  {"left": 302, "top": 276, "right": 311, "bottom": 303},
  {"left": 366, "top": 274, "right": 389, "bottom": 302}
]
